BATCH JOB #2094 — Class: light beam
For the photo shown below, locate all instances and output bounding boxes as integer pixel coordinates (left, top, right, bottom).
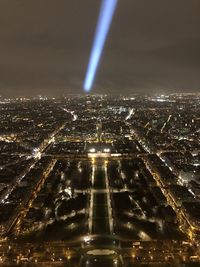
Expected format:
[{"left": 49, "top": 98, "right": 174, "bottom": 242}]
[{"left": 84, "top": 0, "right": 118, "bottom": 92}]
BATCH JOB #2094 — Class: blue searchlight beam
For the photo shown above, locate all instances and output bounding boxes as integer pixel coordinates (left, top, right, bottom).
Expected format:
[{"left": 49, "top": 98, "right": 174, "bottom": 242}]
[{"left": 84, "top": 0, "right": 118, "bottom": 92}]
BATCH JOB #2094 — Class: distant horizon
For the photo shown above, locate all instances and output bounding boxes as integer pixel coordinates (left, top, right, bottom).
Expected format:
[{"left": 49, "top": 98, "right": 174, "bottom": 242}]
[
  {"left": 0, "top": 91, "right": 200, "bottom": 100},
  {"left": 0, "top": 85, "right": 200, "bottom": 98}
]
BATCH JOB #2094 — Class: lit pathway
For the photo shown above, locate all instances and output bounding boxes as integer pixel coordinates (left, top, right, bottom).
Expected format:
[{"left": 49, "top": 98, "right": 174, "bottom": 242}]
[{"left": 88, "top": 159, "right": 114, "bottom": 235}]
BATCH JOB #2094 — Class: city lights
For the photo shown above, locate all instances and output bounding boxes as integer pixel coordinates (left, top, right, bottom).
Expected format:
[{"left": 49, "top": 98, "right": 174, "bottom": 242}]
[{"left": 0, "top": 95, "right": 200, "bottom": 265}]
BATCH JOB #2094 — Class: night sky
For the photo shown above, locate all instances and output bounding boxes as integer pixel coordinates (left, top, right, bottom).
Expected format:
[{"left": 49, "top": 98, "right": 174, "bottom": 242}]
[{"left": 0, "top": 0, "right": 200, "bottom": 96}]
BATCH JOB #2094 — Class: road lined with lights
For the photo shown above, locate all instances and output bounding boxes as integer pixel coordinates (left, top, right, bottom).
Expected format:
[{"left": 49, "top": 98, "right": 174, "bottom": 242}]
[
  {"left": 88, "top": 159, "right": 114, "bottom": 236},
  {"left": 7, "top": 159, "right": 57, "bottom": 235},
  {"left": 0, "top": 110, "right": 77, "bottom": 237},
  {"left": 0, "top": 121, "right": 67, "bottom": 206},
  {"left": 0, "top": 96, "right": 200, "bottom": 266}
]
